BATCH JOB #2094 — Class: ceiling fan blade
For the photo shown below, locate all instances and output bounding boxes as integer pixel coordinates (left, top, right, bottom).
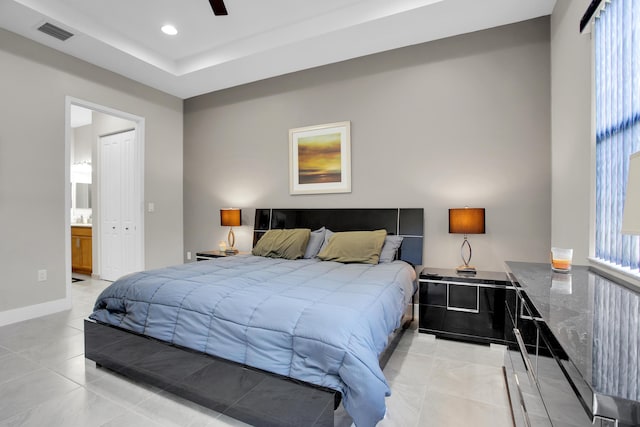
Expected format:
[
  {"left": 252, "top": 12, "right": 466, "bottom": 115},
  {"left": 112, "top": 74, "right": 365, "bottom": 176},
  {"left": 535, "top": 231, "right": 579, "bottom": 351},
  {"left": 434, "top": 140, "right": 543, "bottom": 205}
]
[{"left": 209, "top": 0, "right": 228, "bottom": 15}]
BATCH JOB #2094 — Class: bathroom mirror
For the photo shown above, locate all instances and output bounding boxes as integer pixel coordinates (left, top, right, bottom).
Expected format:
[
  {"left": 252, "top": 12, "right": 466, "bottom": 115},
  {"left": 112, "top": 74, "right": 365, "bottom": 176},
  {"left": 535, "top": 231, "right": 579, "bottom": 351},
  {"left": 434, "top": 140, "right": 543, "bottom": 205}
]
[{"left": 74, "top": 183, "right": 92, "bottom": 209}]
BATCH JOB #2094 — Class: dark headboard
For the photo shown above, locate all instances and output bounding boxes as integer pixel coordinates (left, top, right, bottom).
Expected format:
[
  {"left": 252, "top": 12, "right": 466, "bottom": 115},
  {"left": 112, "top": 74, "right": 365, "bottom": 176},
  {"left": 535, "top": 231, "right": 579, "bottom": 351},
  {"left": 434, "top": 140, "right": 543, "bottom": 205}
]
[{"left": 253, "top": 208, "right": 423, "bottom": 266}]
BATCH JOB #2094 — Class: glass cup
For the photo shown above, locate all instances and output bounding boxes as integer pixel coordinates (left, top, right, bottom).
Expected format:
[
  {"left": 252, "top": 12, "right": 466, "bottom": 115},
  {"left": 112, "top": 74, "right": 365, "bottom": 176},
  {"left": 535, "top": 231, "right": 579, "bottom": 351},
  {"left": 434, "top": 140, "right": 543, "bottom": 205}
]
[{"left": 551, "top": 247, "right": 573, "bottom": 272}]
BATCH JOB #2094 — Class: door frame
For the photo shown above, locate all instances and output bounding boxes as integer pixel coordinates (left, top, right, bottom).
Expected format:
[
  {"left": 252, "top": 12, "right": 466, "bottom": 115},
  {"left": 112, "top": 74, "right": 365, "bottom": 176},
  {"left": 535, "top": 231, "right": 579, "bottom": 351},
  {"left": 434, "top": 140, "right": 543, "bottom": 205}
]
[{"left": 65, "top": 96, "right": 145, "bottom": 290}]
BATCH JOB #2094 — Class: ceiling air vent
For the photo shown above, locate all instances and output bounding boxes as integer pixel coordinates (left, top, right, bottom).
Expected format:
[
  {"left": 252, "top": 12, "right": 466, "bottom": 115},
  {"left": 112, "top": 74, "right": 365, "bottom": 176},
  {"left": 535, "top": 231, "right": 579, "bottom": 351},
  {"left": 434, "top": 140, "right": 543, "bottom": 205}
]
[{"left": 37, "top": 22, "right": 74, "bottom": 41}]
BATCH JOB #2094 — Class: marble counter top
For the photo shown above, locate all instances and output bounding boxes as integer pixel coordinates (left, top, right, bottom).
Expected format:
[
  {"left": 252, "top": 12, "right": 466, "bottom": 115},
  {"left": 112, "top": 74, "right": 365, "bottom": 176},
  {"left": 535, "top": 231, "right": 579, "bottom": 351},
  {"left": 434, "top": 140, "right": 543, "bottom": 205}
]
[{"left": 506, "top": 261, "right": 640, "bottom": 425}]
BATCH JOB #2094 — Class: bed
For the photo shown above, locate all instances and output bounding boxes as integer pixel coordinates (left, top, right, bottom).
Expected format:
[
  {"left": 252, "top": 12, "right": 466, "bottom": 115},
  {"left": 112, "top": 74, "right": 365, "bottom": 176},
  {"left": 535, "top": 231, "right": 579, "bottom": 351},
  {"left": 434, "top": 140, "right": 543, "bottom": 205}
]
[{"left": 85, "top": 208, "right": 424, "bottom": 427}]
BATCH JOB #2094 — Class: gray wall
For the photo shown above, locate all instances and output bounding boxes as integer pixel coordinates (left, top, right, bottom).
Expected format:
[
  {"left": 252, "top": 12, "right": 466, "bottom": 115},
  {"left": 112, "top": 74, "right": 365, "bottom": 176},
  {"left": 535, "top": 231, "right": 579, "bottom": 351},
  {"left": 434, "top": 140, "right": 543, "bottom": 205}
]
[
  {"left": 0, "top": 29, "right": 184, "bottom": 323},
  {"left": 551, "top": 0, "right": 640, "bottom": 288},
  {"left": 184, "top": 17, "right": 552, "bottom": 272},
  {"left": 550, "top": 0, "right": 592, "bottom": 265}
]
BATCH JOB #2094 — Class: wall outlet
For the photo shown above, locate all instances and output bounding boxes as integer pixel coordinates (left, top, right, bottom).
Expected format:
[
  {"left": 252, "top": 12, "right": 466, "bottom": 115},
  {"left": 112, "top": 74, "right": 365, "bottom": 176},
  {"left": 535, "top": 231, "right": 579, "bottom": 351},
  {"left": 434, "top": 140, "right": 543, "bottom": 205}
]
[
  {"left": 37, "top": 269, "right": 47, "bottom": 282},
  {"left": 186, "top": 251, "right": 192, "bottom": 260}
]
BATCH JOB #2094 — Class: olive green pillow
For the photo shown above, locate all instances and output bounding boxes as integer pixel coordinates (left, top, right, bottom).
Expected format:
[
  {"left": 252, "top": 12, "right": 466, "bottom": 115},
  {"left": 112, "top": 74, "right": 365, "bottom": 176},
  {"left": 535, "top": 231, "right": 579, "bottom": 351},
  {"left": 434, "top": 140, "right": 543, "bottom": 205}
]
[
  {"left": 317, "top": 229, "right": 387, "bottom": 264},
  {"left": 252, "top": 228, "right": 311, "bottom": 260}
]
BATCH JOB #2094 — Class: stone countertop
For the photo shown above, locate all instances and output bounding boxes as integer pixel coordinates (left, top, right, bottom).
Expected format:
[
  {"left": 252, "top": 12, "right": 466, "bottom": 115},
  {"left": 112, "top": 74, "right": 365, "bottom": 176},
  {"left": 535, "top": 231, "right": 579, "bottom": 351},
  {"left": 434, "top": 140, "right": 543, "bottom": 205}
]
[
  {"left": 71, "top": 223, "right": 92, "bottom": 227},
  {"left": 506, "top": 261, "right": 640, "bottom": 424}
]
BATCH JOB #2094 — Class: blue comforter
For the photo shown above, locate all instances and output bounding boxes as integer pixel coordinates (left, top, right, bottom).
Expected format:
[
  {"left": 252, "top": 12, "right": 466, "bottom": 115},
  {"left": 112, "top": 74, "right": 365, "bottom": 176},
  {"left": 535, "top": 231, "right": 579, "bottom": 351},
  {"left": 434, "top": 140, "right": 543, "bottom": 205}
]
[{"left": 90, "top": 255, "right": 416, "bottom": 426}]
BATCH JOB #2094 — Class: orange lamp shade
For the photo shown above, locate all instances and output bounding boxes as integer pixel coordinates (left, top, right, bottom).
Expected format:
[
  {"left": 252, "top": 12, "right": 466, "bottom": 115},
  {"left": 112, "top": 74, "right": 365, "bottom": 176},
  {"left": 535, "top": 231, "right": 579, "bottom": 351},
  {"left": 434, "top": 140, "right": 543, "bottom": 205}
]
[
  {"left": 220, "top": 208, "right": 241, "bottom": 227},
  {"left": 449, "top": 208, "right": 485, "bottom": 235}
]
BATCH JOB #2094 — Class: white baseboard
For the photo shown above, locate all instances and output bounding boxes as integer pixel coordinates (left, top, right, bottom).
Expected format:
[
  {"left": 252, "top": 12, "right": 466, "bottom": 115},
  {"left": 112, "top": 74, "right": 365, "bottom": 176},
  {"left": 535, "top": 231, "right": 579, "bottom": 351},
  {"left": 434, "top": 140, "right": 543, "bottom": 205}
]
[{"left": 0, "top": 297, "right": 72, "bottom": 327}]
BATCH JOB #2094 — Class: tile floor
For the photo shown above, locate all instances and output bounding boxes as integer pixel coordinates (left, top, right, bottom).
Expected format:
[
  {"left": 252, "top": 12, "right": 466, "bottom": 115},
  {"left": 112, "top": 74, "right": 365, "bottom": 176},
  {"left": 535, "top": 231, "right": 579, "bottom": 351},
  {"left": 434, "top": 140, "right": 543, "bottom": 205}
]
[{"left": 0, "top": 277, "right": 512, "bottom": 427}]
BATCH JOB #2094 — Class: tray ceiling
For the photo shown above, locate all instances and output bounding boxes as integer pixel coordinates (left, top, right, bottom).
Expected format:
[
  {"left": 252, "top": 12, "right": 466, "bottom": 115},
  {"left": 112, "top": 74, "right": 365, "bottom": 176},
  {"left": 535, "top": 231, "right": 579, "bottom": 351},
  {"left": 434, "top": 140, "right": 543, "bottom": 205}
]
[{"left": 0, "top": 0, "right": 556, "bottom": 99}]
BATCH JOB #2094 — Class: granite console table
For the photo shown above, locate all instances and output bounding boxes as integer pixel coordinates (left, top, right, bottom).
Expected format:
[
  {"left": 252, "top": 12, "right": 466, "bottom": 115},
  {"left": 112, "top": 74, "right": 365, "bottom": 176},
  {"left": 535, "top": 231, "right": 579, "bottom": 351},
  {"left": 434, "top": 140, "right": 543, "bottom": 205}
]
[{"left": 505, "top": 262, "right": 640, "bottom": 427}]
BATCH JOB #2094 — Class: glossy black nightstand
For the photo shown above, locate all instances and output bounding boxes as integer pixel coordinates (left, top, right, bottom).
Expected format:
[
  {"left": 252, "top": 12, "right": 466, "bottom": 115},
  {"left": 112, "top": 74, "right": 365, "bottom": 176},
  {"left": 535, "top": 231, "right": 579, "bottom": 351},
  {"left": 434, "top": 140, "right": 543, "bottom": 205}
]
[
  {"left": 418, "top": 267, "right": 514, "bottom": 345},
  {"left": 195, "top": 250, "right": 247, "bottom": 261}
]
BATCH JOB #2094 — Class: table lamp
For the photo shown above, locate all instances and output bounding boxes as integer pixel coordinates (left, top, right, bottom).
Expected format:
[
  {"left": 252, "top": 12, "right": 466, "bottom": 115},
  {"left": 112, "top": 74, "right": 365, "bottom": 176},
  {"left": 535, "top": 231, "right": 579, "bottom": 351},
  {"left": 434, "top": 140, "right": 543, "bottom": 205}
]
[
  {"left": 220, "top": 208, "right": 241, "bottom": 253},
  {"left": 622, "top": 151, "right": 640, "bottom": 235},
  {"left": 449, "top": 207, "right": 485, "bottom": 273}
]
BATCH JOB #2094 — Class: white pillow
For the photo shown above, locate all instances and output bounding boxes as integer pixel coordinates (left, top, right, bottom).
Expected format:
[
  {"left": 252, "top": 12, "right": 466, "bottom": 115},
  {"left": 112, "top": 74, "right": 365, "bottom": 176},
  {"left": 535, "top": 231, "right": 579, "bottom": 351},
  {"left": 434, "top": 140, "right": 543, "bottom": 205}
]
[
  {"left": 304, "top": 227, "right": 326, "bottom": 259},
  {"left": 378, "top": 235, "right": 404, "bottom": 263}
]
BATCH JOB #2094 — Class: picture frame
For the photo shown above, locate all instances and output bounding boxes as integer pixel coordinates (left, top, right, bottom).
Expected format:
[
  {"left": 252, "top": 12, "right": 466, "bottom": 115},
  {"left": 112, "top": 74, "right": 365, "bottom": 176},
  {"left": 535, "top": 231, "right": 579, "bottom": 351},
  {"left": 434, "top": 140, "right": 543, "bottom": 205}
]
[{"left": 289, "top": 121, "right": 351, "bottom": 195}]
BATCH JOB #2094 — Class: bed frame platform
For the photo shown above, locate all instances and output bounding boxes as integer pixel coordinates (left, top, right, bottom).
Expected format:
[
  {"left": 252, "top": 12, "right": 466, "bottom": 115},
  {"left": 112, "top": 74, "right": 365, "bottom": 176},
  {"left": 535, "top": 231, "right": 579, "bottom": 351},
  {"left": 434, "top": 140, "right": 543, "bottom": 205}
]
[
  {"left": 85, "top": 319, "right": 336, "bottom": 426},
  {"left": 84, "top": 207, "right": 424, "bottom": 426}
]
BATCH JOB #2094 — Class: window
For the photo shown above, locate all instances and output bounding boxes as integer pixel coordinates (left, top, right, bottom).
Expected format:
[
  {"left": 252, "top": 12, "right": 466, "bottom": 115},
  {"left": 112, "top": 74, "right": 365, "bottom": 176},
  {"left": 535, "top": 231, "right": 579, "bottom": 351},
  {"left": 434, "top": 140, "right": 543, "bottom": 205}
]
[{"left": 594, "top": 0, "right": 640, "bottom": 272}]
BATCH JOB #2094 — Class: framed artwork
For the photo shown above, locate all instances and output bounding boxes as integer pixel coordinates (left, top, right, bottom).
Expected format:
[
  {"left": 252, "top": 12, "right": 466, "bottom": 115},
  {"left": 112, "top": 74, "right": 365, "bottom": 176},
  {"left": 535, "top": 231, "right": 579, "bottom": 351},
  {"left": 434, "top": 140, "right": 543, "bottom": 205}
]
[{"left": 289, "top": 121, "right": 351, "bottom": 195}]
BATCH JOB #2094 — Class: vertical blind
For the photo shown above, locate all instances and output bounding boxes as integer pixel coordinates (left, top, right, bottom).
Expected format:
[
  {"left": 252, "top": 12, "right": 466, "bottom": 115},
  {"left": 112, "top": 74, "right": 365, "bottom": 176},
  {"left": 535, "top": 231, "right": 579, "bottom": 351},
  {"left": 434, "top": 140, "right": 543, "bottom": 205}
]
[
  {"left": 594, "top": 0, "right": 640, "bottom": 271},
  {"left": 593, "top": 275, "right": 640, "bottom": 401}
]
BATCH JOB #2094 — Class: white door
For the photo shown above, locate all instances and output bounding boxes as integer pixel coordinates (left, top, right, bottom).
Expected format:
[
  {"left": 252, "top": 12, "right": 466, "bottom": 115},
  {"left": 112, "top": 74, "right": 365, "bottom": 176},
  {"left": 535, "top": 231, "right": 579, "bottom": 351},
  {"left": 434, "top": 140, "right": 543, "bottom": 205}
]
[{"left": 100, "top": 130, "right": 139, "bottom": 281}]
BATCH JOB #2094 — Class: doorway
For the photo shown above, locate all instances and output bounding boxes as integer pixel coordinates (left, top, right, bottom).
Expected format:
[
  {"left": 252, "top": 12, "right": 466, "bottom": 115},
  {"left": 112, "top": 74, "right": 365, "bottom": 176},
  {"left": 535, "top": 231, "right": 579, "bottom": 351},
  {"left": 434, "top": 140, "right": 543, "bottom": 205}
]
[{"left": 65, "top": 97, "right": 145, "bottom": 290}]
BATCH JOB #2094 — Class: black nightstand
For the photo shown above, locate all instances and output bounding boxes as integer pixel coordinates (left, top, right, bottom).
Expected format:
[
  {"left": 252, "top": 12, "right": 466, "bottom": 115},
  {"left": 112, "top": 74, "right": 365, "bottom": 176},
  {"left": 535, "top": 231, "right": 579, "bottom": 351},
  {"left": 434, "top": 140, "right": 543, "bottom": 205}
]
[
  {"left": 418, "top": 267, "right": 514, "bottom": 345},
  {"left": 195, "top": 250, "right": 247, "bottom": 261}
]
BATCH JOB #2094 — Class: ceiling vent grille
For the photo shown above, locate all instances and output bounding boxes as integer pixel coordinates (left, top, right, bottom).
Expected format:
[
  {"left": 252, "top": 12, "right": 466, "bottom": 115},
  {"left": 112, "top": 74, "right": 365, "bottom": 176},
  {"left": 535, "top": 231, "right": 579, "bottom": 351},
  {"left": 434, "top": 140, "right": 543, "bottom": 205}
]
[{"left": 37, "top": 22, "right": 74, "bottom": 41}]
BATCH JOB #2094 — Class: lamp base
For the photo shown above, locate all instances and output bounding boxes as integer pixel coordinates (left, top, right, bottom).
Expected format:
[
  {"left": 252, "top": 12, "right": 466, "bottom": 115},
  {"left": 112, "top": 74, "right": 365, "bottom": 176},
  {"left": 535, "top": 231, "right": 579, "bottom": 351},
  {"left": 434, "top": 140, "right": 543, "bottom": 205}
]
[
  {"left": 456, "top": 265, "right": 477, "bottom": 274},
  {"left": 224, "top": 248, "right": 239, "bottom": 254}
]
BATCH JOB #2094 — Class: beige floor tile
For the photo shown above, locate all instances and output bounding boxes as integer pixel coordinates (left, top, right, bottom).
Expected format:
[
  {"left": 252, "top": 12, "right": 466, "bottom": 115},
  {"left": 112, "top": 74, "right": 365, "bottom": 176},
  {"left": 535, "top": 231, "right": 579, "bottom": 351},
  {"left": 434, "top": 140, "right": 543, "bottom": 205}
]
[
  {"left": 133, "top": 390, "right": 224, "bottom": 427},
  {"left": 84, "top": 370, "right": 162, "bottom": 411},
  {"left": 0, "top": 279, "right": 515, "bottom": 427},
  {"left": 0, "top": 387, "right": 127, "bottom": 427},
  {"left": 377, "top": 381, "right": 427, "bottom": 427},
  {"left": 0, "top": 345, "right": 10, "bottom": 359},
  {"left": 208, "top": 414, "right": 252, "bottom": 427},
  {"left": 18, "top": 331, "right": 85, "bottom": 368},
  {"left": 0, "top": 323, "right": 82, "bottom": 353},
  {"left": 434, "top": 338, "right": 506, "bottom": 367},
  {"left": 419, "top": 389, "right": 512, "bottom": 427},
  {"left": 427, "top": 357, "right": 510, "bottom": 408},
  {"left": 393, "top": 330, "right": 438, "bottom": 356},
  {"left": 51, "top": 354, "right": 108, "bottom": 386},
  {"left": 99, "top": 411, "right": 165, "bottom": 427},
  {"left": 383, "top": 351, "right": 435, "bottom": 385},
  {"left": 0, "top": 370, "right": 80, "bottom": 422},
  {"left": 0, "top": 354, "right": 41, "bottom": 385}
]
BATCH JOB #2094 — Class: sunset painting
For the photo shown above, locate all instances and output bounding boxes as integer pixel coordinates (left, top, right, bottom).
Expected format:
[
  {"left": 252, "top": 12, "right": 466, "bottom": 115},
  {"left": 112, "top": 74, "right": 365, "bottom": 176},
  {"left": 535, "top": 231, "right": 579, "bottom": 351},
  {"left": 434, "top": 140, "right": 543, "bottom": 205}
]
[
  {"left": 297, "top": 133, "right": 341, "bottom": 184},
  {"left": 289, "top": 121, "right": 351, "bottom": 195}
]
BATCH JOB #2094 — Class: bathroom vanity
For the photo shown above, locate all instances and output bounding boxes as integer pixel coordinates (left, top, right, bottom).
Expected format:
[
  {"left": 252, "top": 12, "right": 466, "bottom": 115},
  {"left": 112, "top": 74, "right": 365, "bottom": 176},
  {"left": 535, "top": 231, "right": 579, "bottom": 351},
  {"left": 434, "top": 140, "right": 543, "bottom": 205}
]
[{"left": 71, "top": 225, "right": 92, "bottom": 274}]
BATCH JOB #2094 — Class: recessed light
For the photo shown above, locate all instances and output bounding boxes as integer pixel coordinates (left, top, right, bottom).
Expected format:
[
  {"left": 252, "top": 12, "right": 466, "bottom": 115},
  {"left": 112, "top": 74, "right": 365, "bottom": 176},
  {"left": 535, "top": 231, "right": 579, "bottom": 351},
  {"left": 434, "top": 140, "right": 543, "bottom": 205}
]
[{"left": 161, "top": 25, "right": 178, "bottom": 36}]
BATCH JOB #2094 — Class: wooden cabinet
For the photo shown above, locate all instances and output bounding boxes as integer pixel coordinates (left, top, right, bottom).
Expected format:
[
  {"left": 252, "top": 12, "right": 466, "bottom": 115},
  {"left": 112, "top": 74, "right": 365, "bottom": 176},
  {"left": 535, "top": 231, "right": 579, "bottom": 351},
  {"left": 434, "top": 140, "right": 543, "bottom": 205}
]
[{"left": 71, "top": 226, "right": 92, "bottom": 275}]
